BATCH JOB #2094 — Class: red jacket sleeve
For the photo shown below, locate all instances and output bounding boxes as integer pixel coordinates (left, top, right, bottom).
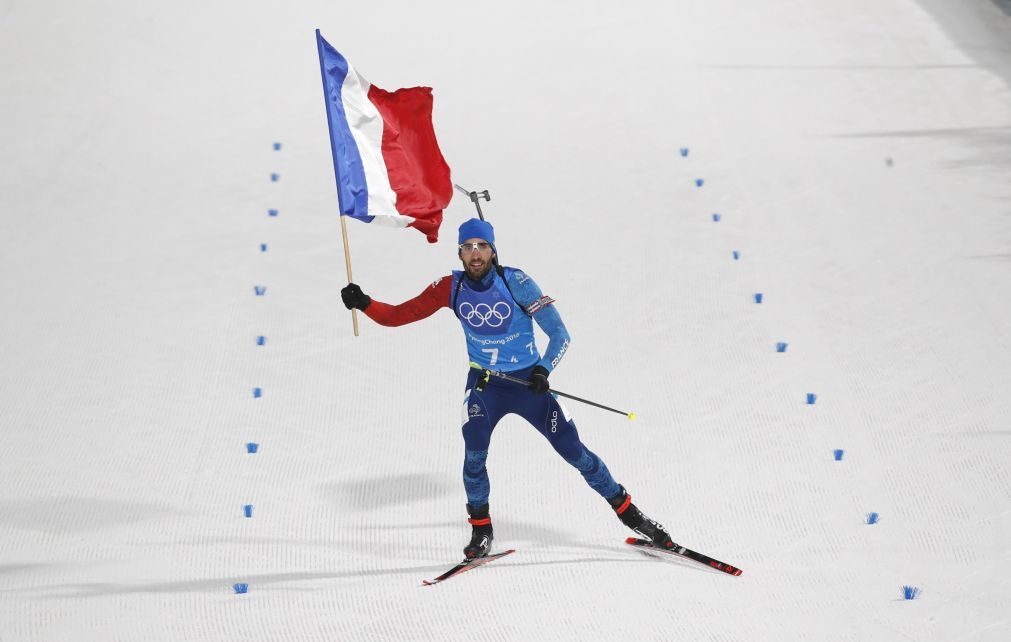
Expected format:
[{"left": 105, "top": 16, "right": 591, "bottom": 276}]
[{"left": 364, "top": 276, "right": 453, "bottom": 327}]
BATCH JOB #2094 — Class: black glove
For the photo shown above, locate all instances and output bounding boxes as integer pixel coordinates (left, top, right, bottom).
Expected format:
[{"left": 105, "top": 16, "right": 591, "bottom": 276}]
[
  {"left": 528, "top": 365, "right": 550, "bottom": 394},
  {"left": 340, "top": 283, "right": 371, "bottom": 311}
]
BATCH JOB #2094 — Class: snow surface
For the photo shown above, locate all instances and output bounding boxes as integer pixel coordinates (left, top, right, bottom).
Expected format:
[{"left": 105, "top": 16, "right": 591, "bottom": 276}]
[{"left": 1, "top": 1, "right": 1010, "bottom": 640}]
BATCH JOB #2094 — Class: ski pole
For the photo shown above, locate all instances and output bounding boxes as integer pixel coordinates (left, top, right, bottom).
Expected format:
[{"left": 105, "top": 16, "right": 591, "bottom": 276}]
[{"left": 469, "top": 363, "right": 636, "bottom": 421}]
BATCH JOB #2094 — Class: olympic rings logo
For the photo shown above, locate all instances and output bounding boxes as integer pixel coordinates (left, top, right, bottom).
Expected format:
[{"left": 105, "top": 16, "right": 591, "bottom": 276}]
[{"left": 458, "top": 301, "right": 512, "bottom": 328}]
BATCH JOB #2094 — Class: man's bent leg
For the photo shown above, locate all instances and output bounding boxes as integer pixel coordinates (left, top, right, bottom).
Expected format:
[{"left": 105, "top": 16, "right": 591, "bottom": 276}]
[
  {"left": 522, "top": 391, "right": 673, "bottom": 547},
  {"left": 567, "top": 446, "right": 621, "bottom": 500},
  {"left": 526, "top": 393, "right": 621, "bottom": 500}
]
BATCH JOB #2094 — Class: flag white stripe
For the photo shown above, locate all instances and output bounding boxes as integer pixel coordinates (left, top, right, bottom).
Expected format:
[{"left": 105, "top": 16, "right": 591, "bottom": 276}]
[{"left": 339, "top": 64, "right": 416, "bottom": 227}]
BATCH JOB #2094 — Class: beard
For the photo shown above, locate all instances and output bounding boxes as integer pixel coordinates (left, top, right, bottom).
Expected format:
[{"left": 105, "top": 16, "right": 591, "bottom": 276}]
[{"left": 462, "top": 256, "right": 495, "bottom": 280}]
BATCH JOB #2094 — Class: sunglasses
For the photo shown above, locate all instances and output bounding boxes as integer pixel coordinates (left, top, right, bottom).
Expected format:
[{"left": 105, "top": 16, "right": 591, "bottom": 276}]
[{"left": 459, "top": 242, "right": 492, "bottom": 253}]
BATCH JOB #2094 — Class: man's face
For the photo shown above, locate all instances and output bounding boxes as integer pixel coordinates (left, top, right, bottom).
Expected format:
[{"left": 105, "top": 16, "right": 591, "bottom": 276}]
[{"left": 459, "top": 237, "right": 495, "bottom": 280}]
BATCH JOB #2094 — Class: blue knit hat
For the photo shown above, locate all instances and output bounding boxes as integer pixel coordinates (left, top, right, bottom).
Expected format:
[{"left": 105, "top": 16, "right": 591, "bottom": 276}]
[{"left": 458, "top": 218, "right": 495, "bottom": 245}]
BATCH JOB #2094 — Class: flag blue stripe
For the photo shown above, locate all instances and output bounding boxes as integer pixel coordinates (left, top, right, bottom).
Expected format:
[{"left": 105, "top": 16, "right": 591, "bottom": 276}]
[{"left": 315, "top": 30, "right": 373, "bottom": 222}]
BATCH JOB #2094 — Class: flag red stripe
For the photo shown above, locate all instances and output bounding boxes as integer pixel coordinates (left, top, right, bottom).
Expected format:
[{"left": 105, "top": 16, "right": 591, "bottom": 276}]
[{"left": 368, "top": 85, "right": 452, "bottom": 244}]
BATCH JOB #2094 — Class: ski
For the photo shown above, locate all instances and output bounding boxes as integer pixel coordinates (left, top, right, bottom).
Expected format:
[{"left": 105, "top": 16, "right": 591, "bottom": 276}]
[
  {"left": 421, "top": 549, "right": 516, "bottom": 586},
  {"left": 626, "top": 537, "right": 743, "bottom": 576}
]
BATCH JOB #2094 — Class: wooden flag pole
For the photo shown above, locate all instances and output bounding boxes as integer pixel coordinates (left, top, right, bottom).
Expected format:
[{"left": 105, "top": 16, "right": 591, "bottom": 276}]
[
  {"left": 317, "top": 29, "right": 360, "bottom": 337},
  {"left": 339, "top": 215, "right": 359, "bottom": 336}
]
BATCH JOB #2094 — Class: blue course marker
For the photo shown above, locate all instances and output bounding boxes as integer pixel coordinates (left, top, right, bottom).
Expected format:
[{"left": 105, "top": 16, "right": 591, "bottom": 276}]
[
  {"left": 902, "top": 586, "right": 920, "bottom": 600},
  {"left": 253, "top": 387, "right": 262, "bottom": 398},
  {"left": 680, "top": 148, "right": 689, "bottom": 157},
  {"left": 833, "top": 449, "right": 844, "bottom": 461},
  {"left": 806, "top": 393, "right": 817, "bottom": 405},
  {"left": 254, "top": 286, "right": 266, "bottom": 296},
  {"left": 246, "top": 442, "right": 259, "bottom": 454},
  {"left": 233, "top": 583, "right": 249, "bottom": 594},
  {"left": 256, "top": 335, "right": 266, "bottom": 346},
  {"left": 695, "top": 178, "right": 704, "bottom": 187},
  {"left": 270, "top": 173, "right": 280, "bottom": 182},
  {"left": 260, "top": 243, "right": 268, "bottom": 252},
  {"left": 754, "top": 293, "right": 763, "bottom": 304},
  {"left": 712, "top": 213, "right": 721, "bottom": 222},
  {"left": 732, "top": 250, "right": 740, "bottom": 260},
  {"left": 273, "top": 142, "right": 282, "bottom": 151},
  {"left": 268, "top": 209, "right": 278, "bottom": 217},
  {"left": 866, "top": 512, "right": 879, "bottom": 525},
  {"left": 243, "top": 505, "right": 254, "bottom": 518},
  {"left": 776, "top": 342, "right": 788, "bottom": 352}
]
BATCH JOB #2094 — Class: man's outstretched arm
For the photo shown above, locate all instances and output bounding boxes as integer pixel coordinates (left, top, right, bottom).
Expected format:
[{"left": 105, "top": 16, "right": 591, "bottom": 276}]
[{"left": 341, "top": 277, "right": 453, "bottom": 327}]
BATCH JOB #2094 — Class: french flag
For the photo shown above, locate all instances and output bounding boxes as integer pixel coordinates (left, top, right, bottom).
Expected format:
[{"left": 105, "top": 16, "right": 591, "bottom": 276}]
[{"left": 316, "top": 30, "right": 452, "bottom": 243}]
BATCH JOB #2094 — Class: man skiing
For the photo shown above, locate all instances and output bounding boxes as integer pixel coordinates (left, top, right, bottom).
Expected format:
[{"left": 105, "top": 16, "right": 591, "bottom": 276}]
[{"left": 340, "top": 218, "right": 673, "bottom": 559}]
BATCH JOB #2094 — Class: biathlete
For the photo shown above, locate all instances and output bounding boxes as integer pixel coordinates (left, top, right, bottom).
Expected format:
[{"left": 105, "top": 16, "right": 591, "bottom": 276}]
[{"left": 340, "top": 218, "right": 673, "bottom": 558}]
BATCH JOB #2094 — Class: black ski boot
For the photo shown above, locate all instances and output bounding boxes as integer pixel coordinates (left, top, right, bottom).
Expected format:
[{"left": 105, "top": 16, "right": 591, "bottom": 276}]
[
  {"left": 463, "top": 503, "right": 494, "bottom": 559},
  {"left": 608, "top": 485, "right": 674, "bottom": 549}
]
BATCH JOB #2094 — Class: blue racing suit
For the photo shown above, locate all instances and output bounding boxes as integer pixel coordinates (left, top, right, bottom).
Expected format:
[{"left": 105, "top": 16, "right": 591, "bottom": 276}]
[
  {"left": 453, "top": 267, "right": 620, "bottom": 506},
  {"left": 363, "top": 266, "right": 622, "bottom": 506}
]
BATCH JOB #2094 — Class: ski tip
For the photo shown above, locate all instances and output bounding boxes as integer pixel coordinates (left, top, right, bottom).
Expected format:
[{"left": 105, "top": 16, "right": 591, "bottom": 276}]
[
  {"left": 627, "top": 412, "right": 636, "bottom": 421},
  {"left": 734, "top": 569, "right": 743, "bottom": 576},
  {"left": 625, "top": 537, "right": 639, "bottom": 545}
]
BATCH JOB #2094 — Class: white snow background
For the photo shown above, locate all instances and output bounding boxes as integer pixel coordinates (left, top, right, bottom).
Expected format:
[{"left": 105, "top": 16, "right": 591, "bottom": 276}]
[{"left": 1, "top": 1, "right": 1010, "bottom": 640}]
